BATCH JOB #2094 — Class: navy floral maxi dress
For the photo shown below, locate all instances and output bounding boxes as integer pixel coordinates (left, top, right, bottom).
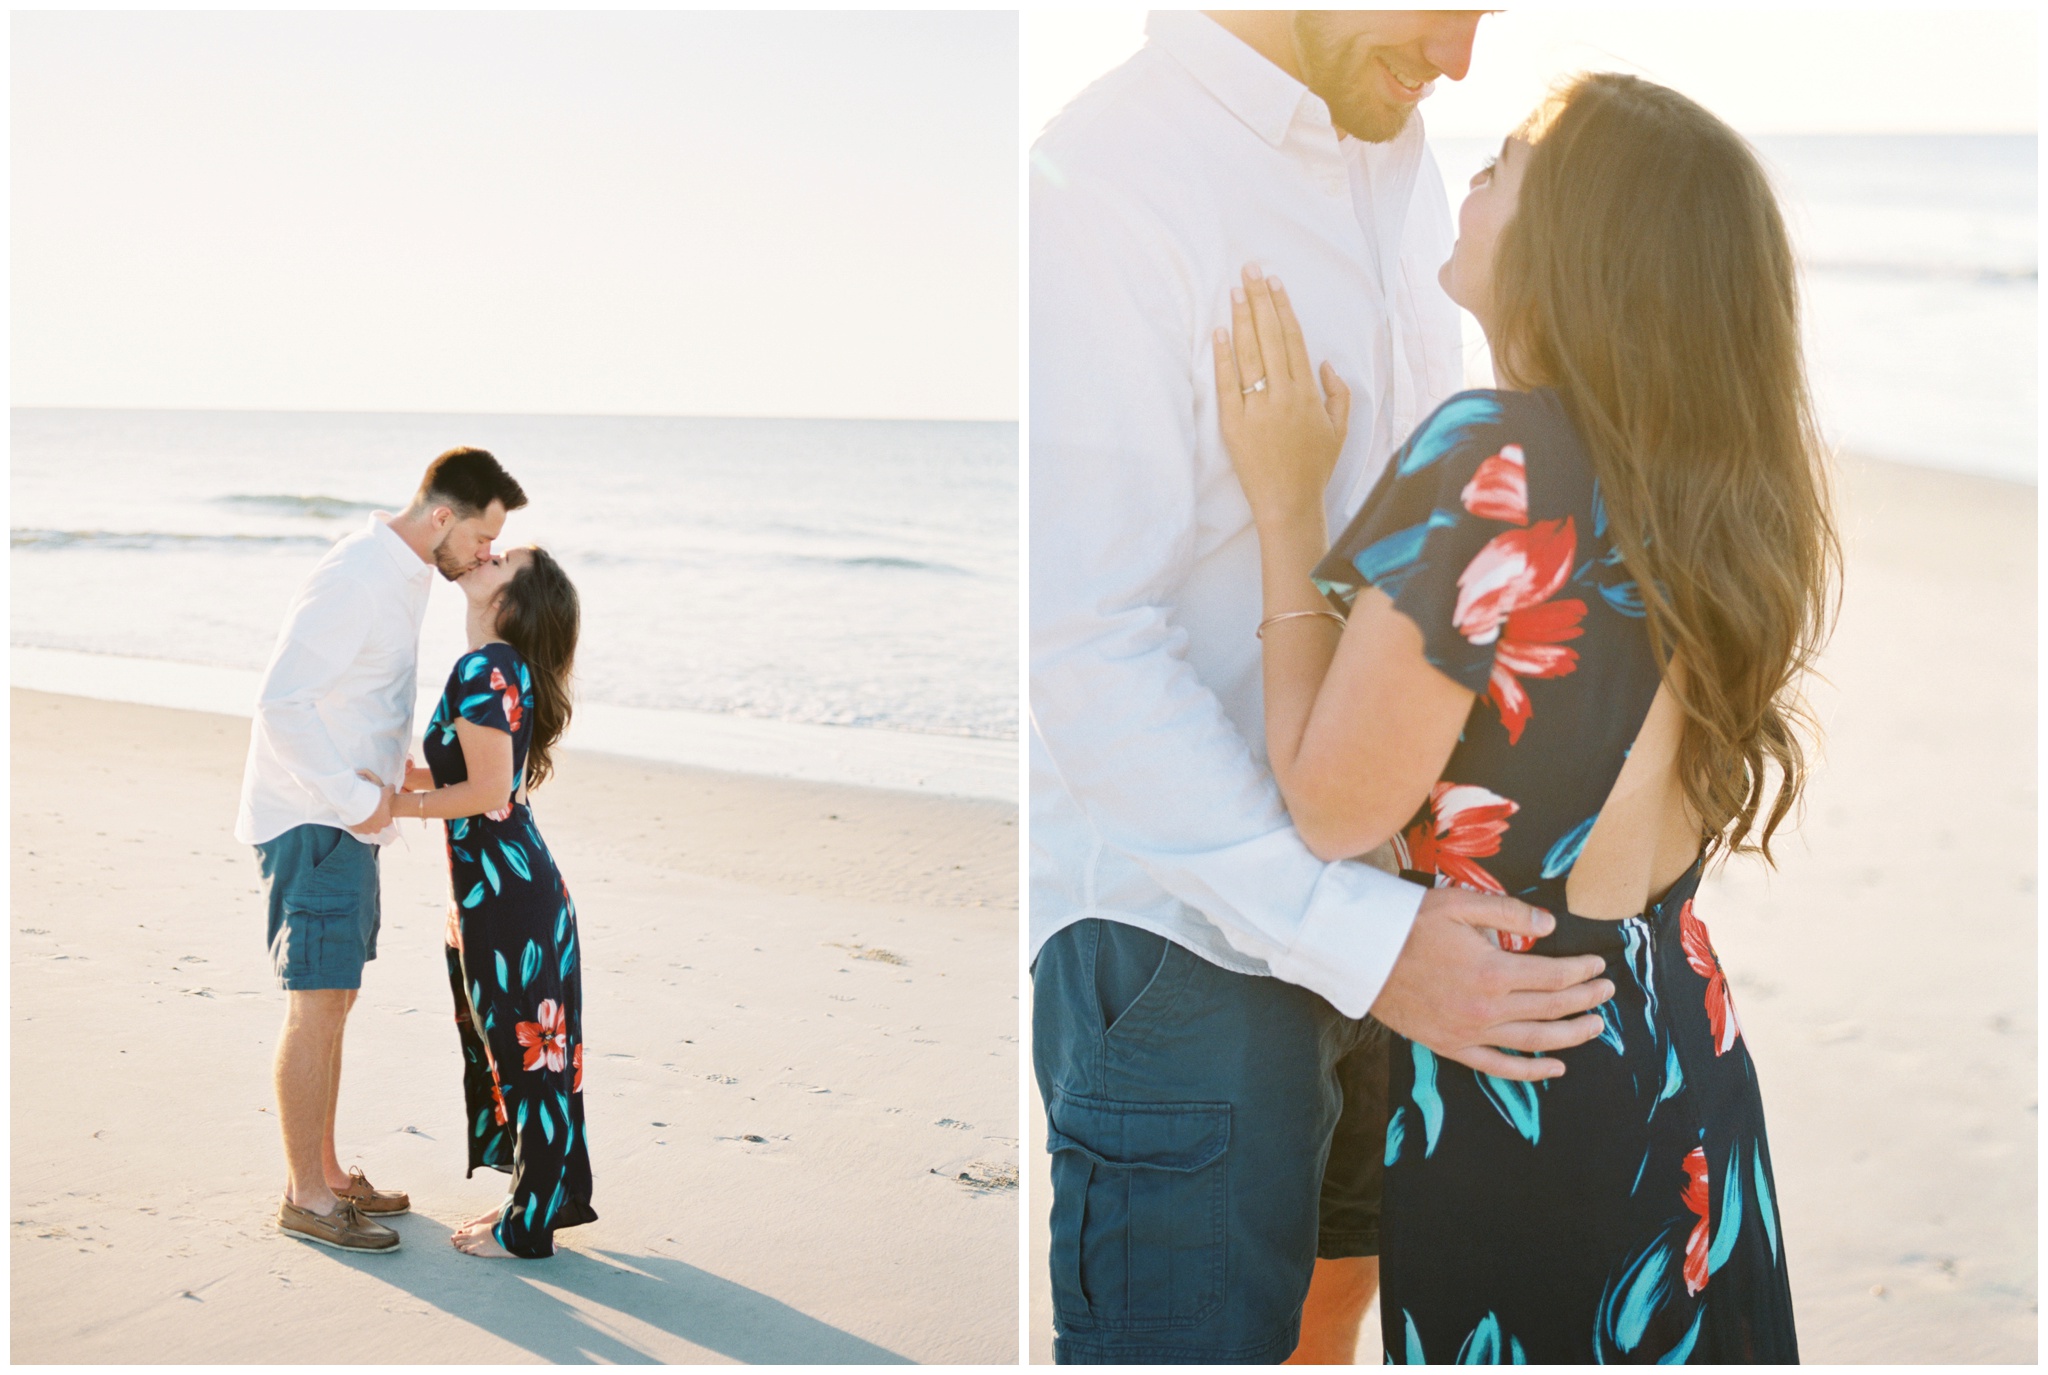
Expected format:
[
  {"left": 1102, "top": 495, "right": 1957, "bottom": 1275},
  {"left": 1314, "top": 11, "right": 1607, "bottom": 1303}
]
[
  {"left": 425, "top": 641, "right": 596, "bottom": 1258},
  {"left": 1312, "top": 389, "right": 1798, "bottom": 1363}
]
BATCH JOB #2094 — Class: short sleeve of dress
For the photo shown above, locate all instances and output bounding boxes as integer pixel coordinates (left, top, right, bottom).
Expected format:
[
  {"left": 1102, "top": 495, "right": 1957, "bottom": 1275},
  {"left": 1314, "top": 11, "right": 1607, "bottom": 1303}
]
[
  {"left": 1314, "top": 391, "right": 1564, "bottom": 696},
  {"left": 450, "top": 643, "right": 527, "bottom": 736}
]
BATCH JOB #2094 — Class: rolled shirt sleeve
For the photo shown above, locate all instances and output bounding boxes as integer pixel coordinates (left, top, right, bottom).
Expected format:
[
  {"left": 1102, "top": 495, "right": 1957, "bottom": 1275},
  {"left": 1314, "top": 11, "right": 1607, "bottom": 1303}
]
[{"left": 1029, "top": 164, "right": 1423, "bottom": 1020}]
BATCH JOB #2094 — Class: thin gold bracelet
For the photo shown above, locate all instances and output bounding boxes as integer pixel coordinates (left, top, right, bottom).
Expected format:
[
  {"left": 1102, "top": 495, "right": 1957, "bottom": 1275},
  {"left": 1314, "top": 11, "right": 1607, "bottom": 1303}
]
[{"left": 1256, "top": 609, "right": 1348, "bottom": 639}]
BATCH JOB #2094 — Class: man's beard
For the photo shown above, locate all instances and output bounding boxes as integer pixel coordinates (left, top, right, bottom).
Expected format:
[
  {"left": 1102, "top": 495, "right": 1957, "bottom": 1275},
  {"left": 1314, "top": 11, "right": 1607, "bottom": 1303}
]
[
  {"left": 1293, "top": 15, "right": 1416, "bottom": 144},
  {"left": 431, "top": 541, "right": 476, "bottom": 582}
]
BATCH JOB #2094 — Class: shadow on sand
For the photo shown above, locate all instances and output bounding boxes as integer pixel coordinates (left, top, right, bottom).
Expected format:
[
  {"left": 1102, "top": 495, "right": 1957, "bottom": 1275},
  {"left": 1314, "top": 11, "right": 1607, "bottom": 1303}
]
[{"left": 327, "top": 1215, "right": 913, "bottom": 1364}]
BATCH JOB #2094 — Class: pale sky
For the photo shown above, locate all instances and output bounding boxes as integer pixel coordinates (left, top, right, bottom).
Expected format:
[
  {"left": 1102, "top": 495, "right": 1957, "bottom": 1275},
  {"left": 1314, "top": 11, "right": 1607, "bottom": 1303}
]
[
  {"left": 13, "top": 11, "right": 1018, "bottom": 421},
  {"left": 1027, "top": 9, "right": 2039, "bottom": 140}
]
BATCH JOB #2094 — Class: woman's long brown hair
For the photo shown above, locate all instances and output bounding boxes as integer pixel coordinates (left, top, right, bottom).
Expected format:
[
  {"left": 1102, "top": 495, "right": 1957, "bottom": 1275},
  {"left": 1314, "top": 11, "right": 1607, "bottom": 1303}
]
[
  {"left": 1490, "top": 72, "right": 1840, "bottom": 863},
  {"left": 495, "top": 546, "right": 579, "bottom": 791}
]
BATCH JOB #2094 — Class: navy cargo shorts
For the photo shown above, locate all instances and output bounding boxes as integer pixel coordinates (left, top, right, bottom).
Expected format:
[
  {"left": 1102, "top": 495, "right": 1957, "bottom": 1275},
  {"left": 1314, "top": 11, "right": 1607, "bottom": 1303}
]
[
  {"left": 256, "top": 824, "right": 381, "bottom": 991},
  {"left": 1033, "top": 918, "right": 1388, "bottom": 1364}
]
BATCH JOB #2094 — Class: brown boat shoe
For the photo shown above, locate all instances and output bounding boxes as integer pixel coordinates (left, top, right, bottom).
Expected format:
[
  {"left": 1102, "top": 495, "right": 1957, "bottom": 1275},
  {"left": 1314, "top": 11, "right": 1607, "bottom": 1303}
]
[
  {"left": 335, "top": 1167, "right": 410, "bottom": 1216},
  {"left": 278, "top": 1195, "right": 401, "bottom": 1253}
]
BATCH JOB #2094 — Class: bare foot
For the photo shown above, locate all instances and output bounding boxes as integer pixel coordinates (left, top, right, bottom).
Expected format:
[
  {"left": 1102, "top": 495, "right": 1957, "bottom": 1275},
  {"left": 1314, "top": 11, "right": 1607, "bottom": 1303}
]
[{"left": 450, "top": 1218, "right": 513, "bottom": 1258}]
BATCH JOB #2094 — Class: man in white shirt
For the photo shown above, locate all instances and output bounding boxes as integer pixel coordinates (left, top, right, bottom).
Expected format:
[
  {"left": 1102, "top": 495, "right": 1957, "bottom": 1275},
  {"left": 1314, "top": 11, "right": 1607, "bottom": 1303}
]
[
  {"left": 1031, "top": 12, "right": 1614, "bottom": 1362},
  {"left": 238, "top": 447, "right": 526, "bottom": 1253}
]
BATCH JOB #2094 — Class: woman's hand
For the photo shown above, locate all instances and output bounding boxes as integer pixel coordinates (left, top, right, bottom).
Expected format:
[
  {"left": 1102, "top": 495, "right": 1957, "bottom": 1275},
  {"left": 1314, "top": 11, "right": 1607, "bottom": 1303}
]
[
  {"left": 402, "top": 762, "right": 435, "bottom": 793},
  {"left": 1212, "top": 264, "right": 1351, "bottom": 530}
]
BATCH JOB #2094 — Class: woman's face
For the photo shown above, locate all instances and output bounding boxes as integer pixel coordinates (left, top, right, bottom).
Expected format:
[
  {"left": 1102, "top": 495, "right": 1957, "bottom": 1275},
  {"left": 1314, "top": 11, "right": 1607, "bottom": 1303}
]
[
  {"left": 1441, "top": 134, "right": 1532, "bottom": 329},
  {"left": 458, "top": 545, "right": 532, "bottom": 619}
]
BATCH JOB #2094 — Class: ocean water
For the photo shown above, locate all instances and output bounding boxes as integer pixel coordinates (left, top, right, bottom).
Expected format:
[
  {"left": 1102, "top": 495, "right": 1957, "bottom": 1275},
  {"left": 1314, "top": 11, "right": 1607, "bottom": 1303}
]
[
  {"left": 11, "top": 410, "right": 1018, "bottom": 745},
  {"left": 1433, "top": 134, "right": 2037, "bottom": 483}
]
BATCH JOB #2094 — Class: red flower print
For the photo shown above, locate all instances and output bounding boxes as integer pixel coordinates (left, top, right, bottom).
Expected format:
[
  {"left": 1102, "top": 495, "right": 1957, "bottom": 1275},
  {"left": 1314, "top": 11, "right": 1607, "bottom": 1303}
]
[
  {"left": 1486, "top": 597, "right": 1588, "bottom": 744},
  {"left": 1679, "top": 900, "right": 1742, "bottom": 1055},
  {"left": 487, "top": 1064, "right": 509, "bottom": 1126},
  {"left": 1681, "top": 1146, "right": 1711, "bottom": 1296},
  {"left": 516, "top": 999, "right": 569, "bottom": 1073},
  {"left": 1454, "top": 517, "right": 1577, "bottom": 647},
  {"left": 1460, "top": 444, "right": 1529, "bottom": 524},
  {"left": 489, "top": 667, "right": 524, "bottom": 735},
  {"left": 1392, "top": 782, "right": 1518, "bottom": 895},
  {"left": 573, "top": 1042, "right": 585, "bottom": 1094}
]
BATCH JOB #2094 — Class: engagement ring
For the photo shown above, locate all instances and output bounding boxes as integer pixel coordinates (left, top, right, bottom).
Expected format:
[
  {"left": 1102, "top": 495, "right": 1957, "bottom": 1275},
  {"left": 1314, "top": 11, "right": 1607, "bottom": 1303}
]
[{"left": 1241, "top": 377, "right": 1268, "bottom": 395}]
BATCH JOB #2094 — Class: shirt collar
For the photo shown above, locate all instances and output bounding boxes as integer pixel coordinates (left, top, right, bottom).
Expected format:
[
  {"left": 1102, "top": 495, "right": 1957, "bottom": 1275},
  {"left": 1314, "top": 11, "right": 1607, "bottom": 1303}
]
[
  {"left": 1146, "top": 10, "right": 1317, "bottom": 148},
  {"left": 369, "top": 512, "right": 435, "bottom": 584}
]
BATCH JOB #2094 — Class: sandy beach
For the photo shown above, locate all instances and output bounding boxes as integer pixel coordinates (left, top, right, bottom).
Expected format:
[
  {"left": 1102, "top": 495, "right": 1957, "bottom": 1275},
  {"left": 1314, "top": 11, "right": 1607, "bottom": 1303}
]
[
  {"left": 1028, "top": 453, "right": 2038, "bottom": 1362},
  {"left": 12, "top": 692, "right": 1019, "bottom": 1364}
]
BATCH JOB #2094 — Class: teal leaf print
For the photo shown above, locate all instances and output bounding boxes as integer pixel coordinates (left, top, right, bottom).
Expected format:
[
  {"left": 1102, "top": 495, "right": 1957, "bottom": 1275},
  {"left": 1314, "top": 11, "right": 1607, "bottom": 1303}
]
[
  {"left": 545, "top": 1180, "right": 564, "bottom": 1227},
  {"left": 1541, "top": 815, "right": 1598, "bottom": 879},
  {"left": 559, "top": 929, "right": 578, "bottom": 980},
  {"left": 539, "top": 1099, "right": 555, "bottom": 1145},
  {"left": 461, "top": 653, "right": 490, "bottom": 681},
  {"left": 1476, "top": 1068, "right": 1543, "bottom": 1145},
  {"left": 1397, "top": 393, "right": 1502, "bottom": 475},
  {"left": 1595, "top": 998, "right": 1626, "bottom": 1055},
  {"left": 516, "top": 1098, "right": 529, "bottom": 1135},
  {"left": 555, "top": 907, "right": 569, "bottom": 945},
  {"left": 1754, "top": 1147, "right": 1780, "bottom": 1261},
  {"left": 1597, "top": 1239, "right": 1672, "bottom": 1356},
  {"left": 462, "top": 882, "right": 486, "bottom": 909},
  {"left": 1384, "top": 1105, "right": 1407, "bottom": 1168},
  {"left": 452, "top": 845, "right": 473, "bottom": 864},
  {"left": 480, "top": 849, "right": 501, "bottom": 894},
  {"left": 1455, "top": 1313, "right": 1525, "bottom": 1364},
  {"left": 1404, "top": 1311, "right": 1427, "bottom": 1365},
  {"left": 1411, "top": 1042, "right": 1444, "bottom": 1157},
  {"left": 1600, "top": 581, "right": 1647, "bottom": 617},
  {"left": 460, "top": 691, "right": 496, "bottom": 716},
  {"left": 518, "top": 662, "right": 532, "bottom": 692},
  {"left": 451, "top": 817, "right": 470, "bottom": 840},
  {"left": 474, "top": 1108, "right": 491, "bottom": 1139},
  {"left": 524, "top": 1195, "right": 538, "bottom": 1233},
  {"left": 469, "top": 980, "right": 485, "bottom": 1012},
  {"left": 1707, "top": 1144, "right": 1744, "bottom": 1273},
  {"left": 1352, "top": 508, "right": 1460, "bottom": 587},
  {"left": 1658, "top": 1308, "right": 1705, "bottom": 1365},
  {"left": 1658, "top": 1041, "right": 1685, "bottom": 1103},
  {"left": 500, "top": 840, "right": 531, "bottom": 881},
  {"left": 494, "top": 950, "right": 510, "bottom": 990},
  {"left": 520, "top": 939, "right": 541, "bottom": 987}
]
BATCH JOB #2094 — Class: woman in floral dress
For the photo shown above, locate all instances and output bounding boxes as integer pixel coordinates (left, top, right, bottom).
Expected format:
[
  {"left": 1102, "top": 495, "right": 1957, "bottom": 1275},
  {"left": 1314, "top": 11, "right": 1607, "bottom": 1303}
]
[
  {"left": 399, "top": 545, "right": 595, "bottom": 1259},
  {"left": 1211, "top": 75, "right": 1833, "bottom": 1360}
]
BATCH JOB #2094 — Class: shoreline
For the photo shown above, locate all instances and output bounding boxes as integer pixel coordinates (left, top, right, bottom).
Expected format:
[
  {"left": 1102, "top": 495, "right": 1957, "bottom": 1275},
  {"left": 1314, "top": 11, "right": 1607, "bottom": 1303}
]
[
  {"left": 12, "top": 687, "right": 1018, "bottom": 1363},
  {"left": 8, "top": 645, "right": 1018, "bottom": 804}
]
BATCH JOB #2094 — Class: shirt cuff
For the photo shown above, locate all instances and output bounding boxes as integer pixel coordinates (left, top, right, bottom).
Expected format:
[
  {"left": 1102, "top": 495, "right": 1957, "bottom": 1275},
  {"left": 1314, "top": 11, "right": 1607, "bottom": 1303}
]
[
  {"left": 1268, "top": 861, "right": 1427, "bottom": 1019},
  {"left": 334, "top": 774, "right": 384, "bottom": 830}
]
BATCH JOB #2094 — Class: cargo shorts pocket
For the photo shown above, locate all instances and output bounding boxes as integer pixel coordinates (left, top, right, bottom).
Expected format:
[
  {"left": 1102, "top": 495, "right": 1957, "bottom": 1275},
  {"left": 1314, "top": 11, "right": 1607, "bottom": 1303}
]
[
  {"left": 1046, "top": 1090, "right": 1230, "bottom": 1332},
  {"left": 279, "top": 833, "right": 376, "bottom": 978}
]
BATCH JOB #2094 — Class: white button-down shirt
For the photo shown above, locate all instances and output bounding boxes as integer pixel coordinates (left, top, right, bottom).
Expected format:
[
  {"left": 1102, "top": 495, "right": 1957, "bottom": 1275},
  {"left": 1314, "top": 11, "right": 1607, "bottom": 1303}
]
[
  {"left": 1029, "top": 12, "right": 1466, "bottom": 1018},
  {"left": 235, "top": 515, "right": 434, "bottom": 847}
]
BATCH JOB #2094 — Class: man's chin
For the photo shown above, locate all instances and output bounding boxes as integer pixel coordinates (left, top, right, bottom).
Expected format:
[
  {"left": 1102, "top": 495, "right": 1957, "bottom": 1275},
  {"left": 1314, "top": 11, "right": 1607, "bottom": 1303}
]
[{"left": 1332, "top": 96, "right": 1414, "bottom": 144}]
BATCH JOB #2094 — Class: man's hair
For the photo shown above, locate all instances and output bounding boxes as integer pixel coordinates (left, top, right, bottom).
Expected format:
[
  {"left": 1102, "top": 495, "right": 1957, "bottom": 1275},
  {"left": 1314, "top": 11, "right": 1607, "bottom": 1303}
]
[{"left": 413, "top": 447, "right": 528, "bottom": 518}]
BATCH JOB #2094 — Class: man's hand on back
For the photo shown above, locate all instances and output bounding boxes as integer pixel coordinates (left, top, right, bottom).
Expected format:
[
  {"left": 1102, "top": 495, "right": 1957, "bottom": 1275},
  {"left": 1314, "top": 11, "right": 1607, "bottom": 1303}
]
[{"left": 1371, "top": 888, "right": 1614, "bottom": 1082}]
